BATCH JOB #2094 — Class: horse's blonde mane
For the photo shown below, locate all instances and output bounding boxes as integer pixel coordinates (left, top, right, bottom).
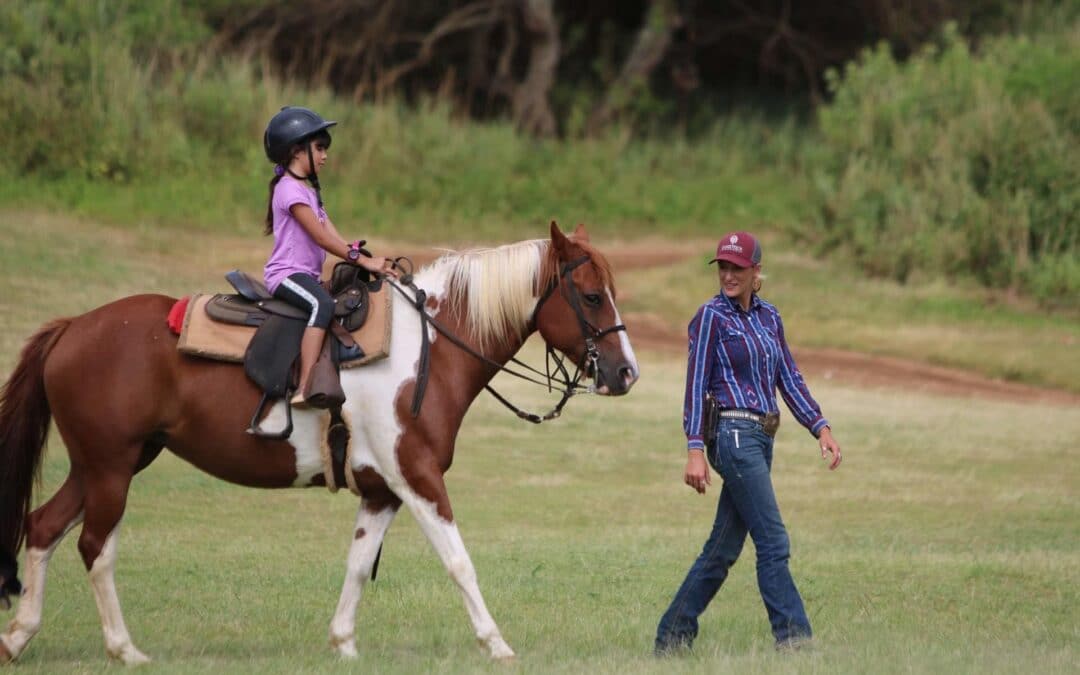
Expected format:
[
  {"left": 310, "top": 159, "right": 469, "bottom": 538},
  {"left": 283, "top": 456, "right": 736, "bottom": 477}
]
[
  {"left": 426, "top": 234, "right": 615, "bottom": 354},
  {"left": 433, "top": 239, "right": 550, "bottom": 353}
]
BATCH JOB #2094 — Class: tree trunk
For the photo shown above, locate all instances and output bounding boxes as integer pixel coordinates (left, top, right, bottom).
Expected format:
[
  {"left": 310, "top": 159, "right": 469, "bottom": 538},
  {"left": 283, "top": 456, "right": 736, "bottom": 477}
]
[
  {"left": 511, "top": 0, "right": 560, "bottom": 138},
  {"left": 587, "top": 0, "right": 680, "bottom": 136}
]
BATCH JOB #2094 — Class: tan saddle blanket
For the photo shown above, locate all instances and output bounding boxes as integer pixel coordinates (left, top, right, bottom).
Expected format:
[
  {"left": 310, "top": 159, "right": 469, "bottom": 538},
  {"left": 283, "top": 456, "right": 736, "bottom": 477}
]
[{"left": 177, "top": 286, "right": 392, "bottom": 367}]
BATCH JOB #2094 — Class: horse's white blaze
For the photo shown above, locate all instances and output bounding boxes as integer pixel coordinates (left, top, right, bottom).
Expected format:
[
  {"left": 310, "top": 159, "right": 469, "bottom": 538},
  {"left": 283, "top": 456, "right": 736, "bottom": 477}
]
[
  {"left": 328, "top": 505, "right": 397, "bottom": 657},
  {"left": 607, "top": 287, "right": 640, "bottom": 382},
  {"left": 87, "top": 524, "right": 149, "bottom": 665},
  {"left": 1, "top": 513, "right": 82, "bottom": 660}
]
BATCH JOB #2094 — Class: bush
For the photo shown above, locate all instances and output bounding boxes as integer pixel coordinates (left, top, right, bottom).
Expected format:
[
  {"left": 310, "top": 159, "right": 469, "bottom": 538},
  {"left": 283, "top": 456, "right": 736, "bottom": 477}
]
[
  {"left": 810, "top": 22, "right": 1079, "bottom": 306},
  {"left": 0, "top": 0, "right": 209, "bottom": 179}
]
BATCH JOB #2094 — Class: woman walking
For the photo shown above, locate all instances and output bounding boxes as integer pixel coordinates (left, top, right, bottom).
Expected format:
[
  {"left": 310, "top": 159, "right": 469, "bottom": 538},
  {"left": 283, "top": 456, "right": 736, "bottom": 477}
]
[{"left": 655, "top": 231, "right": 842, "bottom": 654}]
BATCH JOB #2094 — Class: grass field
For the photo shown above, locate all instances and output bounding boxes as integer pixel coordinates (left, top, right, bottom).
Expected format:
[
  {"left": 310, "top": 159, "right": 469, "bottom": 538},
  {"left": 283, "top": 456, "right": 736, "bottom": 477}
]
[{"left": 1, "top": 210, "right": 1078, "bottom": 673}]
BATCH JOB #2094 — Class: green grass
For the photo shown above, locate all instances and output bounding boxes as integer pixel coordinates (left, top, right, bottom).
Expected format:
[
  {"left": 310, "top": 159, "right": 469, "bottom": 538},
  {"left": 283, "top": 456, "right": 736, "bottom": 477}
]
[{"left": 6, "top": 347, "right": 1079, "bottom": 673}]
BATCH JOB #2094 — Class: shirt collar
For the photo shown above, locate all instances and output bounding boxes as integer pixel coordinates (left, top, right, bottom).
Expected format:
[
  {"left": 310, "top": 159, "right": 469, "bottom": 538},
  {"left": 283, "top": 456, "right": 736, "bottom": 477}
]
[{"left": 717, "top": 292, "right": 761, "bottom": 314}]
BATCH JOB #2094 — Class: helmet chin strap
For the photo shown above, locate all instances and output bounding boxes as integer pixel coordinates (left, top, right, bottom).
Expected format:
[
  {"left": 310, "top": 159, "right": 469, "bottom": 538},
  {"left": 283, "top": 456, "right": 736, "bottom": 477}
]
[{"left": 285, "top": 141, "right": 324, "bottom": 208}]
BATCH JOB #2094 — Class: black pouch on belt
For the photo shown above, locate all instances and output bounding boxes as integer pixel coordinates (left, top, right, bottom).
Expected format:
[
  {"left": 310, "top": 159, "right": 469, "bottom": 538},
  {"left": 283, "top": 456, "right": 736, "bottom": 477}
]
[{"left": 702, "top": 392, "right": 720, "bottom": 451}]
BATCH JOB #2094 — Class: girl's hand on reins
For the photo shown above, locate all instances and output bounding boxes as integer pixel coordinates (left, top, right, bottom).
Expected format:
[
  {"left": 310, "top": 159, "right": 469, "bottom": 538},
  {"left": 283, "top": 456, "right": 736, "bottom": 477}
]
[{"left": 358, "top": 255, "right": 399, "bottom": 279}]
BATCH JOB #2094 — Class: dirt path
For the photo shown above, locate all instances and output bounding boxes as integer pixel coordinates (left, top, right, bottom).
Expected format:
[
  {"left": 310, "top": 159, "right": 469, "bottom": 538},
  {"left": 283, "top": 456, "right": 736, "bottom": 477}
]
[
  {"left": 624, "top": 311, "right": 1080, "bottom": 406},
  {"left": 384, "top": 239, "right": 1079, "bottom": 407}
]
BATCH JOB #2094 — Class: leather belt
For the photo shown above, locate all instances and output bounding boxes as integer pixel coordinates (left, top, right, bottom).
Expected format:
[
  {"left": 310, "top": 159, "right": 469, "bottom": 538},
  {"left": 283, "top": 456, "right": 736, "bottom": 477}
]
[{"left": 719, "top": 409, "right": 780, "bottom": 437}]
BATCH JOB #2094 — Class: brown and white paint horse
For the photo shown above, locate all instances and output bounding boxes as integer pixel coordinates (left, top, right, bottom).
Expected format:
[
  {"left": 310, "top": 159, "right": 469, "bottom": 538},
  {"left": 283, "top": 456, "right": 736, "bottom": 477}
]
[{"left": 0, "top": 222, "right": 638, "bottom": 664}]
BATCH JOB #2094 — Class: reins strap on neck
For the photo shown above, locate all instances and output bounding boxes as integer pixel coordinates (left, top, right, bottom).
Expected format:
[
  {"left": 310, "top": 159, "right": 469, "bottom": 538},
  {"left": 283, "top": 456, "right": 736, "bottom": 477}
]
[{"left": 383, "top": 268, "right": 589, "bottom": 423}]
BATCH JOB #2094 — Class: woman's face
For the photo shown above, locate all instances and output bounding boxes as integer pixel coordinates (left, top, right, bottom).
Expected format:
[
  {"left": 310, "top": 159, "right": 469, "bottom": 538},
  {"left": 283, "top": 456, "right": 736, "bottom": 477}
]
[{"left": 716, "top": 260, "right": 759, "bottom": 304}]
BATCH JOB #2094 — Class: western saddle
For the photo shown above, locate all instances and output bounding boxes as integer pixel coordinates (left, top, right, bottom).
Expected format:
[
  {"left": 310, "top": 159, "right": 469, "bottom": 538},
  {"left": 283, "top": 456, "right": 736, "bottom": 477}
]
[{"left": 207, "top": 262, "right": 378, "bottom": 438}]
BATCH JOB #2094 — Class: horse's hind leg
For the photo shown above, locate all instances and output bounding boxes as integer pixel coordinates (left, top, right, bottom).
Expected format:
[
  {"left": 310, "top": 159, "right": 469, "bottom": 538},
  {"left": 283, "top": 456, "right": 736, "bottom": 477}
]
[
  {"left": 0, "top": 476, "right": 85, "bottom": 662},
  {"left": 328, "top": 494, "right": 400, "bottom": 658},
  {"left": 78, "top": 469, "right": 150, "bottom": 665}
]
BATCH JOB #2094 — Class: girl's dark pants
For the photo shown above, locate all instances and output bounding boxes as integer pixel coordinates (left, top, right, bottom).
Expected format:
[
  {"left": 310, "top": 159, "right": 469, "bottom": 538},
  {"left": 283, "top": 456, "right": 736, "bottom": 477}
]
[
  {"left": 273, "top": 272, "right": 333, "bottom": 329},
  {"left": 655, "top": 418, "right": 812, "bottom": 651}
]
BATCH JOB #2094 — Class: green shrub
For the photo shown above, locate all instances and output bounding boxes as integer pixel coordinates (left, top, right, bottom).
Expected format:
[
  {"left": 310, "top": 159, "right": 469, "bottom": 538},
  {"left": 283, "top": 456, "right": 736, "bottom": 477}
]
[{"left": 812, "top": 22, "right": 1079, "bottom": 306}]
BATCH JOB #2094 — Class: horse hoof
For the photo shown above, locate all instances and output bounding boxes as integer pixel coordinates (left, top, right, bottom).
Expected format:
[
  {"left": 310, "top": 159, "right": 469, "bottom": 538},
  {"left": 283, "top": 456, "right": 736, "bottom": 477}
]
[
  {"left": 109, "top": 646, "right": 151, "bottom": 666},
  {"left": 484, "top": 638, "right": 515, "bottom": 661},
  {"left": 329, "top": 636, "right": 358, "bottom": 659},
  {"left": 0, "top": 640, "right": 13, "bottom": 664}
]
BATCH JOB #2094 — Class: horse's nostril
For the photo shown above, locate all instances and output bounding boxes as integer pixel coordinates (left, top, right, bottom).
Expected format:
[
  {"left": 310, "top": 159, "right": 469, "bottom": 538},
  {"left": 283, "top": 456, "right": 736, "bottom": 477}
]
[{"left": 618, "top": 366, "right": 638, "bottom": 387}]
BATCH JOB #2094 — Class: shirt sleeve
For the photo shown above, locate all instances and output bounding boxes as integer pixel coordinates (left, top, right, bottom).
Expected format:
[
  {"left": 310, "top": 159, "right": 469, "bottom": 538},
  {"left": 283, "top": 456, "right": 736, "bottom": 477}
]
[
  {"left": 773, "top": 312, "right": 829, "bottom": 436},
  {"left": 273, "top": 179, "right": 313, "bottom": 215},
  {"left": 683, "top": 304, "right": 718, "bottom": 451}
]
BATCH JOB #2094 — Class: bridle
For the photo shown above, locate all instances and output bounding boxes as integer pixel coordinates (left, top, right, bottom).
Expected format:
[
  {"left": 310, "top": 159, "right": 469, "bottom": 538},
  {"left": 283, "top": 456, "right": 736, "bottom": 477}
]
[
  {"left": 385, "top": 254, "right": 627, "bottom": 423},
  {"left": 533, "top": 255, "right": 627, "bottom": 383}
]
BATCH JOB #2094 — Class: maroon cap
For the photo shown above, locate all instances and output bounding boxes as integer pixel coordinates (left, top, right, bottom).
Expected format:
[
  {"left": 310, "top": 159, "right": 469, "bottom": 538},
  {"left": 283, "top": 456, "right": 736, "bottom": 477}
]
[{"left": 709, "top": 231, "right": 762, "bottom": 268}]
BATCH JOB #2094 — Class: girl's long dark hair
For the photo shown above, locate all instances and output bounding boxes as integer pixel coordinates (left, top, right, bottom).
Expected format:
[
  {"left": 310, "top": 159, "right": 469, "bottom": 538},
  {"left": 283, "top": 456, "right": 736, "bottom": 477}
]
[
  {"left": 263, "top": 130, "right": 331, "bottom": 235},
  {"left": 264, "top": 172, "right": 284, "bottom": 235}
]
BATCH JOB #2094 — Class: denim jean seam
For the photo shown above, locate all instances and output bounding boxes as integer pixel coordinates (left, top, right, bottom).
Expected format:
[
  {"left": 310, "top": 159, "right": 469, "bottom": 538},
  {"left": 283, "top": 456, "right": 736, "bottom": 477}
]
[
  {"left": 660, "top": 499, "right": 739, "bottom": 643},
  {"left": 718, "top": 430, "right": 742, "bottom": 479},
  {"left": 740, "top": 464, "right": 809, "bottom": 639}
]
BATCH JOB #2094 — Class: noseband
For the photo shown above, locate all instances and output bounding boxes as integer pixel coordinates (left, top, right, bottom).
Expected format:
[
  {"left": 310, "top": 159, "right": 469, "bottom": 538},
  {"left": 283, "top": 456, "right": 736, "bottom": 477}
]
[{"left": 387, "top": 254, "right": 626, "bottom": 424}]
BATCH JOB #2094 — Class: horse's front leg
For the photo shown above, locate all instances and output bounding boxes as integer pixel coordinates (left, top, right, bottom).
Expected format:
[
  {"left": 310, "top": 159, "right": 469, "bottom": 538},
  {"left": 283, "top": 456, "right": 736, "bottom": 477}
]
[
  {"left": 328, "top": 498, "right": 399, "bottom": 658},
  {"left": 399, "top": 471, "right": 515, "bottom": 661}
]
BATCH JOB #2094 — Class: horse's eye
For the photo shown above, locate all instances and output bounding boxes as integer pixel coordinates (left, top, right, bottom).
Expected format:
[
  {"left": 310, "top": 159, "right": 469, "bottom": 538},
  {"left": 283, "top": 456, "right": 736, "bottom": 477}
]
[{"left": 584, "top": 293, "right": 603, "bottom": 307}]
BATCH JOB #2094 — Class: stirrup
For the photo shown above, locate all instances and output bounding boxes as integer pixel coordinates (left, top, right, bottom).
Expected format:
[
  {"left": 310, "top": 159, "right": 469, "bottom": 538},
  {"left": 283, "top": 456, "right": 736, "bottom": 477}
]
[{"left": 246, "top": 392, "right": 294, "bottom": 439}]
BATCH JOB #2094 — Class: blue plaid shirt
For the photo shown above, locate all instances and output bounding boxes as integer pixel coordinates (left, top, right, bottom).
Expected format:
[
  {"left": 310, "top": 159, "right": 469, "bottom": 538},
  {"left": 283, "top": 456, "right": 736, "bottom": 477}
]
[{"left": 683, "top": 293, "right": 828, "bottom": 451}]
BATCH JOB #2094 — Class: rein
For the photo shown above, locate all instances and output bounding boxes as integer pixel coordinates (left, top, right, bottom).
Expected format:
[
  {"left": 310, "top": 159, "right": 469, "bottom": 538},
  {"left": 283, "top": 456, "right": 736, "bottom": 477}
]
[{"left": 384, "top": 254, "right": 626, "bottom": 424}]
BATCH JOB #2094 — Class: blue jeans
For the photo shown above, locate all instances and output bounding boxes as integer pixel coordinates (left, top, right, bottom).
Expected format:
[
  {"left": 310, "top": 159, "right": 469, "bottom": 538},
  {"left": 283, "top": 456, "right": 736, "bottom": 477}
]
[{"left": 656, "top": 419, "right": 812, "bottom": 650}]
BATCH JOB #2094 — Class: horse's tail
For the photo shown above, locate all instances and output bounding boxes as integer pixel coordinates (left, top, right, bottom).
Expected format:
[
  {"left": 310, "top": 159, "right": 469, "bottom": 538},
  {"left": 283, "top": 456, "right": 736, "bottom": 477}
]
[{"left": 0, "top": 318, "right": 70, "bottom": 606}]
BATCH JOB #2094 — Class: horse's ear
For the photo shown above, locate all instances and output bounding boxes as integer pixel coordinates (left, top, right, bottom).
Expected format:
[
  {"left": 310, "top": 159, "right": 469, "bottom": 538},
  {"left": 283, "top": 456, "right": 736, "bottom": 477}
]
[
  {"left": 572, "top": 223, "right": 589, "bottom": 242},
  {"left": 550, "top": 220, "right": 570, "bottom": 256}
]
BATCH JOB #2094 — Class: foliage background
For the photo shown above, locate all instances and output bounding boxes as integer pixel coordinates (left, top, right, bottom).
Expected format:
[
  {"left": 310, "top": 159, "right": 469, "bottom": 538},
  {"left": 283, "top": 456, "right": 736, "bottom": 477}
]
[{"left": 0, "top": 1, "right": 1075, "bottom": 301}]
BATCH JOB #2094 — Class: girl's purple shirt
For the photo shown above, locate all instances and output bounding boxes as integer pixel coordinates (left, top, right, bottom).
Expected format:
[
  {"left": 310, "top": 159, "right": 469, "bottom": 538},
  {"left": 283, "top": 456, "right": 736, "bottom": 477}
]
[{"left": 264, "top": 175, "right": 329, "bottom": 293}]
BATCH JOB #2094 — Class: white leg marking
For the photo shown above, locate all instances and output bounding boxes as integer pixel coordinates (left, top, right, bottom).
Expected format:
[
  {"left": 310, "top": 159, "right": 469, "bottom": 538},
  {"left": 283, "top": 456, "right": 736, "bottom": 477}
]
[
  {"left": 87, "top": 524, "right": 150, "bottom": 665},
  {"left": 328, "top": 504, "right": 397, "bottom": 658},
  {"left": 0, "top": 513, "right": 83, "bottom": 661},
  {"left": 402, "top": 495, "right": 515, "bottom": 660}
]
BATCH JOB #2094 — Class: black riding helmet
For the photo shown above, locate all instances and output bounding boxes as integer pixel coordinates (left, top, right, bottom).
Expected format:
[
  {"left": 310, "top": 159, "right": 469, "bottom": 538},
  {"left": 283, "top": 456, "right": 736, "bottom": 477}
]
[
  {"left": 263, "top": 106, "right": 337, "bottom": 165},
  {"left": 264, "top": 106, "right": 337, "bottom": 207}
]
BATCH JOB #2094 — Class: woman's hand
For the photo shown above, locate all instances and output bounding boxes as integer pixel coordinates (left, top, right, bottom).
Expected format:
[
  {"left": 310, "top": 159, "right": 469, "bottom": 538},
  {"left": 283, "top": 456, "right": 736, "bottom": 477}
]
[
  {"left": 684, "top": 449, "right": 711, "bottom": 494},
  {"left": 819, "top": 427, "right": 842, "bottom": 470},
  {"left": 357, "top": 255, "right": 398, "bottom": 279}
]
